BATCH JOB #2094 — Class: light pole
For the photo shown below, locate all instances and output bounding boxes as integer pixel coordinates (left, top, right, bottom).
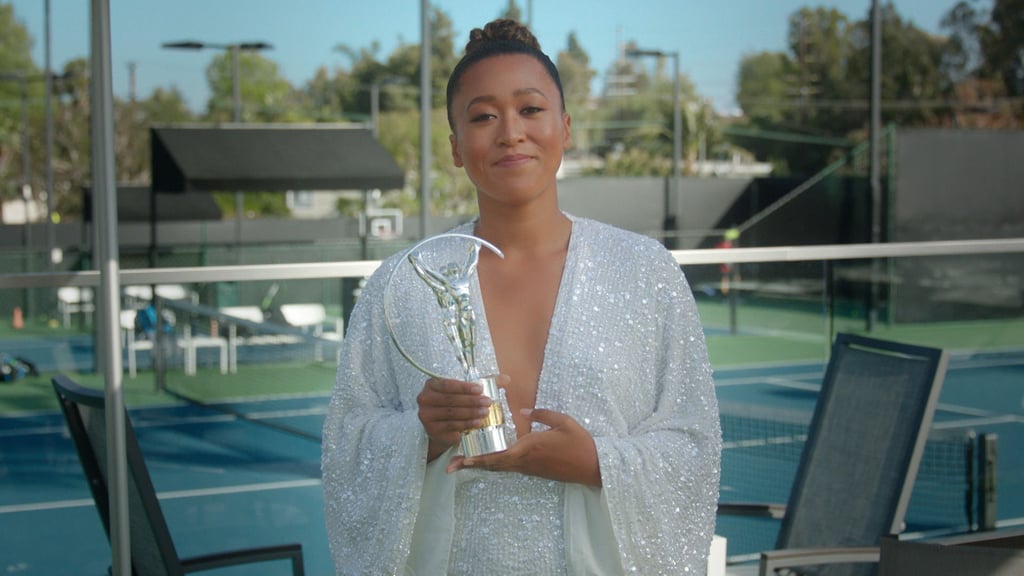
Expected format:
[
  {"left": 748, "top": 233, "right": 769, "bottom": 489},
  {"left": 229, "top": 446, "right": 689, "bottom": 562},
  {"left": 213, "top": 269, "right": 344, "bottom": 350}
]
[
  {"left": 364, "top": 77, "right": 409, "bottom": 259},
  {"left": 627, "top": 48, "right": 681, "bottom": 249},
  {"left": 0, "top": 72, "right": 34, "bottom": 317},
  {"left": 161, "top": 40, "right": 273, "bottom": 121},
  {"left": 162, "top": 40, "right": 273, "bottom": 254}
]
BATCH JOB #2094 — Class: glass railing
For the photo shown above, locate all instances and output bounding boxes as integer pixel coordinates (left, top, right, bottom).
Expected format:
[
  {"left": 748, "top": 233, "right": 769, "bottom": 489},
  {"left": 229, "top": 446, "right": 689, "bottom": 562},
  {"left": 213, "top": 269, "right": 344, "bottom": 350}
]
[{"left": 2, "top": 237, "right": 1022, "bottom": 570}]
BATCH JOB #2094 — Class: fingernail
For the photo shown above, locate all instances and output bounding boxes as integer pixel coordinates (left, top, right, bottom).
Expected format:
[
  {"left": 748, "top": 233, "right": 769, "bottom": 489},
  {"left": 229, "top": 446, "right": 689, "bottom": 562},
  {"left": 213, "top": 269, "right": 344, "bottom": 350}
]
[
  {"left": 469, "top": 383, "right": 483, "bottom": 394},
  {"left": 519, "top": 408, "right": 533, "bottom": 417},
  {"left": 478, "top": 396, "right": 492, "bottom": 407}
]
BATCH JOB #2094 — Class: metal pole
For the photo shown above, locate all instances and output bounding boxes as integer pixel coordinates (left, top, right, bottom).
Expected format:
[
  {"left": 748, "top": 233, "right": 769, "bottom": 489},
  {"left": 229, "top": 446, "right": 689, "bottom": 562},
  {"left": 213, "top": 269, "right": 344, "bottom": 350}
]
[
  {"left": 364, "top": 82, "right": 382, "bottom": 258},
  {"left": 671, "top": 52, "right": 681, "bottom": 249},
  {"left": 231, "top": 46, "right": 243, "bottom": 254},
  {"left": 371, "top": 82, "right": 380, "bottom": 139},
  {"left": 419, "top": 0, "right": 431, "bottom": 239},
  {"left": 20, "top": 77, "right": 34, "bottom": 319},
  {"left": 231, "top": 46, "right": 241, "bottom": 123},
  {"left": 868, "top": 0, "right": 882, "bottom": 331},
  {"left": 45, "top": 0, "right": 55, "bottom": 272},
  {"left": 90, "top": 1, "right": 128, "bottom": 573},
  {"left": 20, "top": 77, "right": 30, "bottom": 221}
]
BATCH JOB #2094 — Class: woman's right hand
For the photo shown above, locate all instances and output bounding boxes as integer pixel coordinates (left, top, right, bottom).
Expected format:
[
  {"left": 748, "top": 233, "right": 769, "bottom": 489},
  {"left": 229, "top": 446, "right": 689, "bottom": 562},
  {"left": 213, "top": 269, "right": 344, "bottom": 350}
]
[{"left": 417, "top": 377, "right": 492, "bottom": 462}]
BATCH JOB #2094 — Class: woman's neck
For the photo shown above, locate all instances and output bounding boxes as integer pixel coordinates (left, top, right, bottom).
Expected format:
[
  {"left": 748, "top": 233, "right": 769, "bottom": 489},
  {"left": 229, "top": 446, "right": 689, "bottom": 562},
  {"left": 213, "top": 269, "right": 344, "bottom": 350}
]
[{"left": 474, "top": 205, "right": 571, "bottom": 256}]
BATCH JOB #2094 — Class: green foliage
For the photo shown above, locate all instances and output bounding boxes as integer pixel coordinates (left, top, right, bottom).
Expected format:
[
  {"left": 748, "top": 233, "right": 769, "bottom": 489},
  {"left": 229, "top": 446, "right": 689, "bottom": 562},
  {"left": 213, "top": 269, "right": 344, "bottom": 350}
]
[
  {"left": 948, "top": 0, "right": 1024, "bottom": 98},
  {"left": 498, "top": 0, "right": 523, "bottom": 23},
  {"left": 0, "top": 3, "right": 39, "bottom": 201},
  {"left": 598, "top": 146, "right": 669, "bottom": 177},
  {"left": 204, "top": 51, "right": 294, "bottom": 122},
  {"left": 731, "top": 3, "right": 984, "bottom": 175},
  {"left": 212, "top": 191, "right": 290, "bottom": 218}
]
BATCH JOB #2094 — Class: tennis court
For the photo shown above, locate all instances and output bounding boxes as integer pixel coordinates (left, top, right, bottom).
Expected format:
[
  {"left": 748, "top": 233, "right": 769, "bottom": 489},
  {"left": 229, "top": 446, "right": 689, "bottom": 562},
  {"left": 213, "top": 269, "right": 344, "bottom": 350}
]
[
  {"left": 1, "top": 331, "right": 1021, "bottom": 574},
  {"left": 2, "top": 242, "right": 1023, "bottom": 573}
]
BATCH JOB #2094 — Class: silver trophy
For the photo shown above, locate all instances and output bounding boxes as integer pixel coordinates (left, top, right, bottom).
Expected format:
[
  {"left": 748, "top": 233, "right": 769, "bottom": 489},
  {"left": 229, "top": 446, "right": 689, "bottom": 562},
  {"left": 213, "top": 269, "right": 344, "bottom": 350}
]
[{"left": 384, "top": 233, "right": 508, "bottom": 457}]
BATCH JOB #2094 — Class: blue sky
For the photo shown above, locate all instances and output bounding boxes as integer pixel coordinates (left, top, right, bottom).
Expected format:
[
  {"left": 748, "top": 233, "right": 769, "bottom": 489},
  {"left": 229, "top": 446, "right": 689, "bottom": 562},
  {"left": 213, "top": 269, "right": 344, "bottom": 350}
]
[{"left": 9, "top": 0, "right": 978, "bottom": 114}]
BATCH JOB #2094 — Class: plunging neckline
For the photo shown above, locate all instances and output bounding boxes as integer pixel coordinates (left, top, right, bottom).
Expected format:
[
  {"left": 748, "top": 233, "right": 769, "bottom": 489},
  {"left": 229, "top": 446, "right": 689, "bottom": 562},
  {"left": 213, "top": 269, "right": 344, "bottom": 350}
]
[{"left": 469, "top": 214, "right": 578, "bottom": 437}]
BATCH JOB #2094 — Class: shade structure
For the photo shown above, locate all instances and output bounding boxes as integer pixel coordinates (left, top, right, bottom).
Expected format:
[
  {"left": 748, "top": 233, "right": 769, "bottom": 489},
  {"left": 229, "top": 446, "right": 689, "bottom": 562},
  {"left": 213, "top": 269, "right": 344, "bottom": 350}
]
[
  {"left": 82, "top": 185, "right": 222, "bottom": 222},
  {"left": 151, "top": 124, "right": 405, "bottom": 193}
]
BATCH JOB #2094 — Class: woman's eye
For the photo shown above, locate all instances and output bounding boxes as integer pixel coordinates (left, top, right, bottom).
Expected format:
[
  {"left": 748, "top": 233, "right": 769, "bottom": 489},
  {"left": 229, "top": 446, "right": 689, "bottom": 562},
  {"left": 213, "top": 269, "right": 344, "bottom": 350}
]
[
  {"left": 470, "top": 113, "right": 495, "bottom": 122},
  {"left": 522, "top": 106, "right": 543, "bottom": 115}
]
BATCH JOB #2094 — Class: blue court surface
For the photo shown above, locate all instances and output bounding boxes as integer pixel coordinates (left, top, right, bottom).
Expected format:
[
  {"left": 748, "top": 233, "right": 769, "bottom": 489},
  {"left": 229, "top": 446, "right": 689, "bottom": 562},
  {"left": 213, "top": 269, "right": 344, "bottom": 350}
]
[{"left": 1, "top": 350, "right": 1021, "bottom": 574}]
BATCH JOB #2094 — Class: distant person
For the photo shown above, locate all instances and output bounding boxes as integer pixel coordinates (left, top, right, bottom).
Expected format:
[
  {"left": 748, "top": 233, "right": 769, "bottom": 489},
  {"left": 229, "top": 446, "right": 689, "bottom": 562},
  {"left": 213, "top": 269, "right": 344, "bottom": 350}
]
[
  {"left": 321, "top": 18, "right": 721, "bottom": 575},
  {"left": 135, "top": 302, "right": 176, "bottom": 367},
  {"left": 716, "top": 227, "right": 740, "bottom": 295}
]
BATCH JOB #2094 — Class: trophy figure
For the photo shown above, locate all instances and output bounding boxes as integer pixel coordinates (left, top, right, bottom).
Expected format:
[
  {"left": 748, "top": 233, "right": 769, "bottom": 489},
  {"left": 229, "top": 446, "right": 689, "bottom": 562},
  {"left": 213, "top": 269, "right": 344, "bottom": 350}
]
[{"left": 384, "top": 234, "right": 508, "bottom": 457}]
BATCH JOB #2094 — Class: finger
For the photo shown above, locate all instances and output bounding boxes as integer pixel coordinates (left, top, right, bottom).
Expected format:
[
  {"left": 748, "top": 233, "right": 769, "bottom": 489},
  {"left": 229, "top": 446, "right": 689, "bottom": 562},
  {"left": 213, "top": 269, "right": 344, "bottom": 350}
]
[
  {"left": 421, "top": 407, "right": 489, "bottom": 430},
  {"left": 419, "top": 391, "right": 492, "bottom": 413},
  {"left": 445, "top": 455, "right": 466, "bottom": 474},
  {"left": 429, "top": 378, "right": 484, "bottom": 395},
  {"left": 520, "top": 408, "right": 569, "bottom": 428}
]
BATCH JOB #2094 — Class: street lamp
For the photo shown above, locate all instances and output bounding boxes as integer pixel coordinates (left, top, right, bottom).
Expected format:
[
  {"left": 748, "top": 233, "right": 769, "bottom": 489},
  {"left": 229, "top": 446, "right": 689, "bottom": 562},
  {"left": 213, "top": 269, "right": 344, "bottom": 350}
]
[
  {"left": 161, "top": 40, "right": 273, "bottom": 254},
  {"left": 626, "top": 48, "right": 681, "bottom": 249},
  {"left": 161, "top": 40, "right": 273, "bottom": 122}
]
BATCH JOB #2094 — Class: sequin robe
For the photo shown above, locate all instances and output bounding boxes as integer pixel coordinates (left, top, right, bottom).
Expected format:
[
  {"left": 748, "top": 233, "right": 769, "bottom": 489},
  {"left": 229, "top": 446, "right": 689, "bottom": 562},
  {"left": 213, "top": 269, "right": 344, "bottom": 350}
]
[{"left": 322, "top": 215, "right": 721, "bottom": 575}]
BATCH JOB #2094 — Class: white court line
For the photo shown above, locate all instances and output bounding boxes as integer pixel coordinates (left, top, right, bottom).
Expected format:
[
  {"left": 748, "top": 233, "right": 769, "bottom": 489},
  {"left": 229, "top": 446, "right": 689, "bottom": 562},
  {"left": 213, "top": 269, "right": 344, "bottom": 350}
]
[
  {"left": 0, "top": 406, "right": 328, "bottom": 439},
  {"left": 714, "top": 372, "right": 823, "bottom": 387},
  {"left": 0, "top": 479, "right": 322, "bottom": 516},
  {"left": 723, "top": 434, "right": 808, "bottom": 450},
  {"left": 933, "top": 414, "right": 1024, "bottom": 430}
]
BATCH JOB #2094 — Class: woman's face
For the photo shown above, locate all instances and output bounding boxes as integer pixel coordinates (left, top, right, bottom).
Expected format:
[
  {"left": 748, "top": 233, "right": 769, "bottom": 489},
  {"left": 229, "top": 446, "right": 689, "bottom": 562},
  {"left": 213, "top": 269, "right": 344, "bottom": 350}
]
[{"left": 448, "top": 53, "right": 571, "bottom": 209}]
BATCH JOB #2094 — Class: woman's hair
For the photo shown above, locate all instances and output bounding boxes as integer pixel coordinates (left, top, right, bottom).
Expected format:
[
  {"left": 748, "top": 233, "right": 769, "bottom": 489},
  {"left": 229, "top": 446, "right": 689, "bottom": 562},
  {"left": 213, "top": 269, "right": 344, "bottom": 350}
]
[{"left": 445, "top": 19, "right": 565, "bottom": 128}]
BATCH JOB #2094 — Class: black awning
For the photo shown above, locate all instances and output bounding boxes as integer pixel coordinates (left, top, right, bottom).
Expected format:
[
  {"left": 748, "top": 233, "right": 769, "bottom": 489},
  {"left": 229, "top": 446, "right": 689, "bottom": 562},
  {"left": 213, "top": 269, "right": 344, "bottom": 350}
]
[
  {"left": 151, "top": 124, "right": 405, "bottom": 193},
  {"left": 82, "top": 185, "right": 222, "bottom": 222}
]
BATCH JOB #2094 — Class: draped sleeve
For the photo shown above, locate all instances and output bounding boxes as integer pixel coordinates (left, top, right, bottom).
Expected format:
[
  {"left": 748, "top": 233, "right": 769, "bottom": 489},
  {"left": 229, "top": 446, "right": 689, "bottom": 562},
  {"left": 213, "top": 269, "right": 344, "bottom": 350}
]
[
  {"left": 549, "top": 220, "right": 721, "bottom": 574},
  {"left": 321, "top": 258, "right": 433, "bottom": 574},
  {"left": 595, "top": 240, "right": 721, "bottom": 573}
]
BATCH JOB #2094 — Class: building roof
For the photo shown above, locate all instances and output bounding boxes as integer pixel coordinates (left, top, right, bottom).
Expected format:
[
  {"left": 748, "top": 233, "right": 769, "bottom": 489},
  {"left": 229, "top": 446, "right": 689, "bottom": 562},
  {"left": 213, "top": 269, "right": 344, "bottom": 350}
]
[{"left": 151, "top": 124, "right": 405, "bottom": 193}]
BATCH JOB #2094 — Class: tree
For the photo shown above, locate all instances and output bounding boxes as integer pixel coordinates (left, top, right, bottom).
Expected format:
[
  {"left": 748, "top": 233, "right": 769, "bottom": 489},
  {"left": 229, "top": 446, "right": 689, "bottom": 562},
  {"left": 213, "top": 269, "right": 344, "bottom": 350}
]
[
  {"left": 0, "top": 3, "right": 40, "bottom": 202},
  {"left": 498, "top": 0, "right": 523, "bottom": 23},
  {"left": 557, "top": 32, "right": 595, "bottom": 108},
  {"left": 846, "top": 3, "right": 950, "bottom": 127},
  {"left": 49, "top": 59, "right": 91, "bottom": 220},
  {"left": 204, "top": 51, "right": 295, "bottom": 122},
  {"left": 736, "top": 52, "right": 792, "bottom": 126},
  {"left": 115, "top": 86, "right": 195, "bottom": 185},
  {"left": 941, "top": 0, "right": 1022, "bottom": 125},
  {"left": 733, "top": 4, "right": 956, "bottom": 175},
  {"left": 982, "top": 0, "right": 1024, "bottom": 97}
]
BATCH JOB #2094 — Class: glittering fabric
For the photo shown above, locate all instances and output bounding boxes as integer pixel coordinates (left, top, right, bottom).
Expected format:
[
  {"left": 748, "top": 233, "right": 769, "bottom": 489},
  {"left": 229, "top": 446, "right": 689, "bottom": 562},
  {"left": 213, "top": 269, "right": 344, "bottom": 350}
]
[{"left": 322, "top": 214, "right": 721, "bottom": 575}]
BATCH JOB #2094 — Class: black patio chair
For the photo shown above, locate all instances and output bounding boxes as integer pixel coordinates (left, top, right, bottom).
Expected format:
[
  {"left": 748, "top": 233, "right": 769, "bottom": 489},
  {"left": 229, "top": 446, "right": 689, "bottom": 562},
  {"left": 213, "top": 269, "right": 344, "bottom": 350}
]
[
  {"left": 718, "top": 332, "right": 949, "bottom": 576},
  {"left": 52, "top": 374, "right": 304, "bottom": 575}
]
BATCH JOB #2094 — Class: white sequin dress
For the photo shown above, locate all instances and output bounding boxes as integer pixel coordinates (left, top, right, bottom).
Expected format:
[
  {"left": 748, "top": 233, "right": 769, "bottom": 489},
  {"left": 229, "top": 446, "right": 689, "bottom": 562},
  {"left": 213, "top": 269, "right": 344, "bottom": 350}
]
[{"left": 322, "top": 215, "right": 721, "bottom": 575}]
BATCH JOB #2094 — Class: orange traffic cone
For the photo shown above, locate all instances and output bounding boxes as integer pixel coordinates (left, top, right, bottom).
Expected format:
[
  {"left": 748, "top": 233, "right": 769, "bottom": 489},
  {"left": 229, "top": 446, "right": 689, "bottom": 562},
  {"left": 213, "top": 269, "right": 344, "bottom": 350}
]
[{"left": 12, "top": 307, "right": 24, "bottom": 329}]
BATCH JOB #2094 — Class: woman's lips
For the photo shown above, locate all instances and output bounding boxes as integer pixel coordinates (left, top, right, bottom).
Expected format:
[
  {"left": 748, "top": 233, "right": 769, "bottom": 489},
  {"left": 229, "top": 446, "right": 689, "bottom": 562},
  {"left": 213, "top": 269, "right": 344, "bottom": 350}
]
[{"left": 495, "top": 154, "right": 532, "bottom": 167}]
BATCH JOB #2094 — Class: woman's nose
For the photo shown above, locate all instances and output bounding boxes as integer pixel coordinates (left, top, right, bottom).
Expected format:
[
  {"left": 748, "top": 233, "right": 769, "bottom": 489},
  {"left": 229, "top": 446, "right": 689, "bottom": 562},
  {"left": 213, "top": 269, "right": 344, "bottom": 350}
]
[{"left": 497, "top": 114, "right": 525, "bottom": 145}]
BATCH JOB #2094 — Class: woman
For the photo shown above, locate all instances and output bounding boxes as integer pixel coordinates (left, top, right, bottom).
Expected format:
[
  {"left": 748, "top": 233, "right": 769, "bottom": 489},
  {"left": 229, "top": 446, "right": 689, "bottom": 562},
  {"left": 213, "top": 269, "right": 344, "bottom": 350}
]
[{"left": 322, "top": 19, "right": 721, "bottom": 575}]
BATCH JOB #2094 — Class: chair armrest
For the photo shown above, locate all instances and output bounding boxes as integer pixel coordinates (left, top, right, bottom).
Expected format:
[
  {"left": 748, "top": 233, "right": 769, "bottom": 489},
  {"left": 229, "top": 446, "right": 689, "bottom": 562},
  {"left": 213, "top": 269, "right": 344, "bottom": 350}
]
[
  {"left": 182, "top": 542, "right": 304, "bottom": 575},
  {"left": 718, "top": 502, "right": 787, "bottom": 519},
  {"left": 759, "top": 545, "right": 878, "bottom": 575}
]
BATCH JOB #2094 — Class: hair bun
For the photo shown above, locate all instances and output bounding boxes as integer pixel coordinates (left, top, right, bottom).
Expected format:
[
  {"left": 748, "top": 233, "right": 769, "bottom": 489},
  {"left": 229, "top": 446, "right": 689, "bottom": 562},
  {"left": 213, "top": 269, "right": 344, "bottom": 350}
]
[{"left": 465, "top": 18, "right": 541, "bottom": 54}]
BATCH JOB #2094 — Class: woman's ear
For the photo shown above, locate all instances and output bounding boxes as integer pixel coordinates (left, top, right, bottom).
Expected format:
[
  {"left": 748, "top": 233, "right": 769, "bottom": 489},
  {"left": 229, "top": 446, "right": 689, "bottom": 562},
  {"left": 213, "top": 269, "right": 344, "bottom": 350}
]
[
  {"left": 562, "top": 112, "right": 572, "bottom": 150},
  {"left": 450, "top": 133, "right": 464, "bottom": 167}
]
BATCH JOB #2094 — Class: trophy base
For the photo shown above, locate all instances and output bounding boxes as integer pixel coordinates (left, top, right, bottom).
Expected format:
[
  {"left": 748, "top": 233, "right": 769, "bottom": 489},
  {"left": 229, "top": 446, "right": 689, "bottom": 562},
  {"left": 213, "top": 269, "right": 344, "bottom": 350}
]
[
  {"left": 460, "top": 374, "right": 507, "bottom": 457},
  {"left": 461, "top": 425, "right": 507, "bottom": 457}
]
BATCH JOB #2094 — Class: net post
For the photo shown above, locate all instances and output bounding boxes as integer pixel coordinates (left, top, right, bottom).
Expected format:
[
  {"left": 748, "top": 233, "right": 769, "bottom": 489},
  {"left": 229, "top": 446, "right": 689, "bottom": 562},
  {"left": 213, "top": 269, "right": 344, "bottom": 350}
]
[{"left": 977, "top": 433, "right": 998, "bottom": 531}]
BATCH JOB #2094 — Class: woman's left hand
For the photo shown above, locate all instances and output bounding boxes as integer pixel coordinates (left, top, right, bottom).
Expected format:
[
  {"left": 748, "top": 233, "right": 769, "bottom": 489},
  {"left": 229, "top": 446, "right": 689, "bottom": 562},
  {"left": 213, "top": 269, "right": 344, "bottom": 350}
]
[{"left": 446, "top": 408, "right": 602, "bottom": 487}]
